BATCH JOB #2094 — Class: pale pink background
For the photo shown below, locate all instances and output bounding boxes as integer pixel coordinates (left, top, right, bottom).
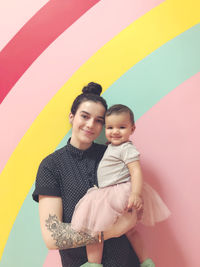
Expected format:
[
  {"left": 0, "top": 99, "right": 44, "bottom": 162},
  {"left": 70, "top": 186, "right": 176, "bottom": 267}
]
[{"left": 132, "top": 73, "right": 200, "bottom": 266}]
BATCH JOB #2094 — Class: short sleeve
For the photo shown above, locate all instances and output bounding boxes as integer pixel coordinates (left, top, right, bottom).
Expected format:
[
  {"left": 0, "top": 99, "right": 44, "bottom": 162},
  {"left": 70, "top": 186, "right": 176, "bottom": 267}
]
[
  {"left": 121, "top": 142, "right": 140, "bottom": 165},
  {"left": 32, "top": 155, "right": 61, "bottom": 202}
]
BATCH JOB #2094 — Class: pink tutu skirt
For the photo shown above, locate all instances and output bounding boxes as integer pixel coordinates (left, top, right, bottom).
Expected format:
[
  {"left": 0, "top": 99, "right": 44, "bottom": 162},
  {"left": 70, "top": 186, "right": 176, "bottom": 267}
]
[{"left": 71, "top": 182, "right": 170, "bottom": 235}]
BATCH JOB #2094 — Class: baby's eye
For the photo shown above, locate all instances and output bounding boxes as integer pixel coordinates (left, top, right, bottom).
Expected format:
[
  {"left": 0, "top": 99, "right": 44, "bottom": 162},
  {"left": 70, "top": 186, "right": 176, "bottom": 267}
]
[
  {"left": 106, "top": 126, "right": 113, "bottom": 129},
  {"left": 120, "top": 126, "right": 126, "bottom": 129}
]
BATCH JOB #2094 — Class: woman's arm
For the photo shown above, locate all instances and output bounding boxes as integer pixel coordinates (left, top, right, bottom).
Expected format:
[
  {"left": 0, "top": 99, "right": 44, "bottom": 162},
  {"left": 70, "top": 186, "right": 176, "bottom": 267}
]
[
  {"left": 39, "top": 195, "right": 137, "bottom": 250},
  {"left": 127, "top": 160, "right": 143, "bottom": 211},
  {"left": 39, "top": 195, "right": 99, "bottom": 250}
]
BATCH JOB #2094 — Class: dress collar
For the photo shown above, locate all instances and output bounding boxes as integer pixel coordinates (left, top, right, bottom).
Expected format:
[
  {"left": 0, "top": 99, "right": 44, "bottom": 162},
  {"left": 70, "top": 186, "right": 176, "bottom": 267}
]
[{"left": 66, "top": 138, "right": 95, "bottom": 159}]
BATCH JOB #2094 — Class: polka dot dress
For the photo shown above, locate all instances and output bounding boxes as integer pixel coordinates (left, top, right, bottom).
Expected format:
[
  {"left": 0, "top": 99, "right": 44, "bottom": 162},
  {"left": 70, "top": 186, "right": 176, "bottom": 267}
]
[{"left": 33, "top": 139, "right": 140, "bottom": 267}]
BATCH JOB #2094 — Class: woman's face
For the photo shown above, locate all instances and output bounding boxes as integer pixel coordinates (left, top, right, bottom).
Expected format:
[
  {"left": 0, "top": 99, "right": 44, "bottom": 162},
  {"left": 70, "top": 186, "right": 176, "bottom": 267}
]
[{"left": 69, "top": 101, "right": 106, "bottom": 150}]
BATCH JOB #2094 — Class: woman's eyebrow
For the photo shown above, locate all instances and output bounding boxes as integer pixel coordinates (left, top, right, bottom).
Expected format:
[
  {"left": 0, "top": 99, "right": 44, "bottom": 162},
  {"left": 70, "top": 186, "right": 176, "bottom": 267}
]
[
  {"left": 80, "top": 111, "right": 104, "bottom": 120},
  {"left": 80, "top": 111, "right": 90, "bottom": 115},
  {"left": 97, "top": 116, "right": 104, "bottom": 120}
]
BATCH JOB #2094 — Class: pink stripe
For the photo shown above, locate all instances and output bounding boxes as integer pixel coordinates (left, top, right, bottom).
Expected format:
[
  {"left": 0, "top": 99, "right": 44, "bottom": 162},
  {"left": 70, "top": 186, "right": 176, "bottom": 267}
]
[
  {"left": 0, "top": 0, "right": 163, "bottom": 173},
  {"left": 0, "top": 0, "right": 101, "bottom": 103},
  {"left": 131, "top": 72, "right": 200, "bottom": 266},
  {"left": 0, "top": 0, "right": 48, "bottom": 51},
  {"left": 43, "top": 250, "right": 62, "bottom": 267}
]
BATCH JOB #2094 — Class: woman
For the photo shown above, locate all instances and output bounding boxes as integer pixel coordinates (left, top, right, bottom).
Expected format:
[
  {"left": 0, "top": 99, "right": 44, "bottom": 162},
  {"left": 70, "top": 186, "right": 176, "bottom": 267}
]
[{"left": 32, "top": 82, "right": 140, "bottom": 267}]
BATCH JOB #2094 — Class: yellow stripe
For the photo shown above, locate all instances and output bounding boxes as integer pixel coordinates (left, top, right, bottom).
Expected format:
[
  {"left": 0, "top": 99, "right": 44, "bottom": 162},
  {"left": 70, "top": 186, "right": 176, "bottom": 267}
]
[{"left": 0, "top": 0, "right": 199, "bottom": 258}]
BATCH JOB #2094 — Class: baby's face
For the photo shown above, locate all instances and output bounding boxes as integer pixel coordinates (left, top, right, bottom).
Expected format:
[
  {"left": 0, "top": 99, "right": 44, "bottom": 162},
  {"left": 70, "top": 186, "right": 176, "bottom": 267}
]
[{"left": 105, "top": 112, "right": 135, "bottom": 146}]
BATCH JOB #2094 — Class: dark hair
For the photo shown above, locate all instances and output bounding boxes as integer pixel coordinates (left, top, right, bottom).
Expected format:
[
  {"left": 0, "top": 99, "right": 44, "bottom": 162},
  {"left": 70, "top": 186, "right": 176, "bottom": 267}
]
[
  {"left": 106, "top": 104, "right": 135, "bottom": 125},
  {"left": 70, "top": 82, "right": 107, "bottom": 115}
]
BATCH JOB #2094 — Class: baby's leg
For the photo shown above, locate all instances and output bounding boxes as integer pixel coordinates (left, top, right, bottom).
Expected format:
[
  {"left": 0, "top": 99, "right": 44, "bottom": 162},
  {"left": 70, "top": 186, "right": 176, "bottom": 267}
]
[
  {"left": 126, "top": 229, "right": 155, "bottom": 266},
  {"left": 86, "top": 242, "right": 103, "bottom": 264}
]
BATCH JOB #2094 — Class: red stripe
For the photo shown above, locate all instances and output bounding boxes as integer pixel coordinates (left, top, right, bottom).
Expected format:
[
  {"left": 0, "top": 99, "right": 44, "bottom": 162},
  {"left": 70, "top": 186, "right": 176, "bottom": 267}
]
[{"left": 0, "top": 0, "right": 100, "bottom": 103}]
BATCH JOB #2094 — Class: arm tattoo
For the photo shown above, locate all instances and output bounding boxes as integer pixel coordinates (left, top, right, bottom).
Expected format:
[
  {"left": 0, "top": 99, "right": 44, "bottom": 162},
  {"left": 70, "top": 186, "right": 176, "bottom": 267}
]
[{"left": 45, "top": 214, "right": 98, "bottom": 249}]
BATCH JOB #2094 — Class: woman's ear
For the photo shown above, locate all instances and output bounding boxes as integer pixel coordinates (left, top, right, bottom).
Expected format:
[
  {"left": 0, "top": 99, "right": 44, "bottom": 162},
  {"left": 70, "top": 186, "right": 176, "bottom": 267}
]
[{"left": 69, "top": 113, "right": 74, "bottom": 124}]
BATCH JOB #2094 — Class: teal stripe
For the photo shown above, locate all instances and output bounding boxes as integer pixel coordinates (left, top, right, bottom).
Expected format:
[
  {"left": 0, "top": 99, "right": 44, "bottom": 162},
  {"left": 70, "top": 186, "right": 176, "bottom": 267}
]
[
  {"left": 0, "top": 186, "right": 47, "bottom": 267},
  {"left": 104, "top": 24, "right": 200, "bottom": 119},
  {"left": 1, "top": 24, "right": 200, "bottom": 267}
]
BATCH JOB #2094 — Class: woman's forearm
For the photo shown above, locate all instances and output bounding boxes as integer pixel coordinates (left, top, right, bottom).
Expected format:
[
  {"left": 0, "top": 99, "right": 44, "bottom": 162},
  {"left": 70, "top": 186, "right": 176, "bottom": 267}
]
[
  {"left": 45, "top": 214, "right": 99, "bottom": 250},
  {"left": 40, "top": 197, "right": 137, "bottom": 250}
]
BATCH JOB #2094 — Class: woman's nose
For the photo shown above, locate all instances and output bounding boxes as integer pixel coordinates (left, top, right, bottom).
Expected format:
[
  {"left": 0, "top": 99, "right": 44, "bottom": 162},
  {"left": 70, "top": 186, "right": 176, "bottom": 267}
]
[{"left": 86, "top": 119, "right": 94, "bottom": 128}]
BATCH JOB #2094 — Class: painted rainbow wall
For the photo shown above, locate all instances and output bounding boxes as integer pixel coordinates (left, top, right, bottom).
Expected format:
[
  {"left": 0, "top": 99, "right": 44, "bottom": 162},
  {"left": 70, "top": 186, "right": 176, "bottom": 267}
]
[{"left": 0, "top": 1, "right": 199, "bottom": 266}]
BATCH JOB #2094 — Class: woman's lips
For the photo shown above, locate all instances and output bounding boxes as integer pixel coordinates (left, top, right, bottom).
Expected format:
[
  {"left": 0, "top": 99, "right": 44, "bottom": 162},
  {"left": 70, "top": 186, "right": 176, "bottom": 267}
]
[{"left": 82, "top": 129, "right": 94, "bottom": 135}]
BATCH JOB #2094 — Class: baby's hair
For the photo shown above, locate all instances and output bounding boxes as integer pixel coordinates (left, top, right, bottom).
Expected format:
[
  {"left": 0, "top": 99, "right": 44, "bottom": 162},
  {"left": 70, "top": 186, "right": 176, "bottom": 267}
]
[
  {"left": 106, "top": 104, "right": 135, "bottom": 125},
  {"left": 71, "top": 82, "right": 107, "bottom": 115}
]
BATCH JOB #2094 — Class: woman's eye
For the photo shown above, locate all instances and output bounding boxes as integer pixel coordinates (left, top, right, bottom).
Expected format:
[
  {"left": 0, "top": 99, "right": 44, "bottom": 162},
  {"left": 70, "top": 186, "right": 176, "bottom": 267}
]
[
  {"left": 97, "top": 119, "right": 104, "bottom": 124},
  {"left": 81, "top": 115, "right": 88, "bottom": 119}
]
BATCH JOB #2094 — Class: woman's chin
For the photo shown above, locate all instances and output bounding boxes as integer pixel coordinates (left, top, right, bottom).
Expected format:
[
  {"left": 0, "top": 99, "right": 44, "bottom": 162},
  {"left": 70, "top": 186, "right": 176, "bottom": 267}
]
[{"left": 79, "top": 135, "right": 94, "bottom": 147}]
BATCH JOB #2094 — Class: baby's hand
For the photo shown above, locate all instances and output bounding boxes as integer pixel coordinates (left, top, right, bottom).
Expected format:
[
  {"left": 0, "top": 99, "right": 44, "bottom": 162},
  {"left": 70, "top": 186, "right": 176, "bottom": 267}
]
[{"left": 127, "top": 193, "right": 143, "bottom": 212}]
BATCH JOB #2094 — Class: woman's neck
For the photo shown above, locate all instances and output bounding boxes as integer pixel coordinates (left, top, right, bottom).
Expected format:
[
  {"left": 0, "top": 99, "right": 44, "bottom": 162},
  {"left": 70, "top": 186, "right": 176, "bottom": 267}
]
[{"left": 70, "top": 137, "right": 92, "bottom": 151}]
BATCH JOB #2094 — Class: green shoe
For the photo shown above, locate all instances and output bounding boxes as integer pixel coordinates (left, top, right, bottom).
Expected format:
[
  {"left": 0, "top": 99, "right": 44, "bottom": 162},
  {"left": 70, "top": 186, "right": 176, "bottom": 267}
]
[
  {"left": 140, "top": 258, "right": 155, "bottom": 267},
  {"left": 80, "top": 262, "right": 103, "bottom": 267}
]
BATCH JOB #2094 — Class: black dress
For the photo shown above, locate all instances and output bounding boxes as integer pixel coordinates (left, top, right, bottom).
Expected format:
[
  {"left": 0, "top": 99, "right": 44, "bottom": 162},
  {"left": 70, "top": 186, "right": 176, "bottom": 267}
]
[{"left": 33, "top": 140, "right": 140, "bottom": 267}]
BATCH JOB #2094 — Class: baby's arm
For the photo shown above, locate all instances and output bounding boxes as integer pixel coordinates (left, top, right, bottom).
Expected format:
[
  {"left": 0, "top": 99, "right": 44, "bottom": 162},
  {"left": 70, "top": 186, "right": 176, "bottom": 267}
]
[{"left": 127, "top": 161, "right": 143, "bottom": 211}]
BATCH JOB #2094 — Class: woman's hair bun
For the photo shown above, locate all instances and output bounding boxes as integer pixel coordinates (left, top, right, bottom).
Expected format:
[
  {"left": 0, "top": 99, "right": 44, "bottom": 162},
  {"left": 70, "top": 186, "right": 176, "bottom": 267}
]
[{"left": 82, "top": 82, "right": 102, "bottom": 96}]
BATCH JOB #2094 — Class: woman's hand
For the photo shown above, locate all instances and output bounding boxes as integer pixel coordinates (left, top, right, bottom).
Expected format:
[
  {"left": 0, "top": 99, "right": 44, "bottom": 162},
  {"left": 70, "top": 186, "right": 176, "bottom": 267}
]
[{"left": 104, "top": 211, "right": 137, "bottom": 240}]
